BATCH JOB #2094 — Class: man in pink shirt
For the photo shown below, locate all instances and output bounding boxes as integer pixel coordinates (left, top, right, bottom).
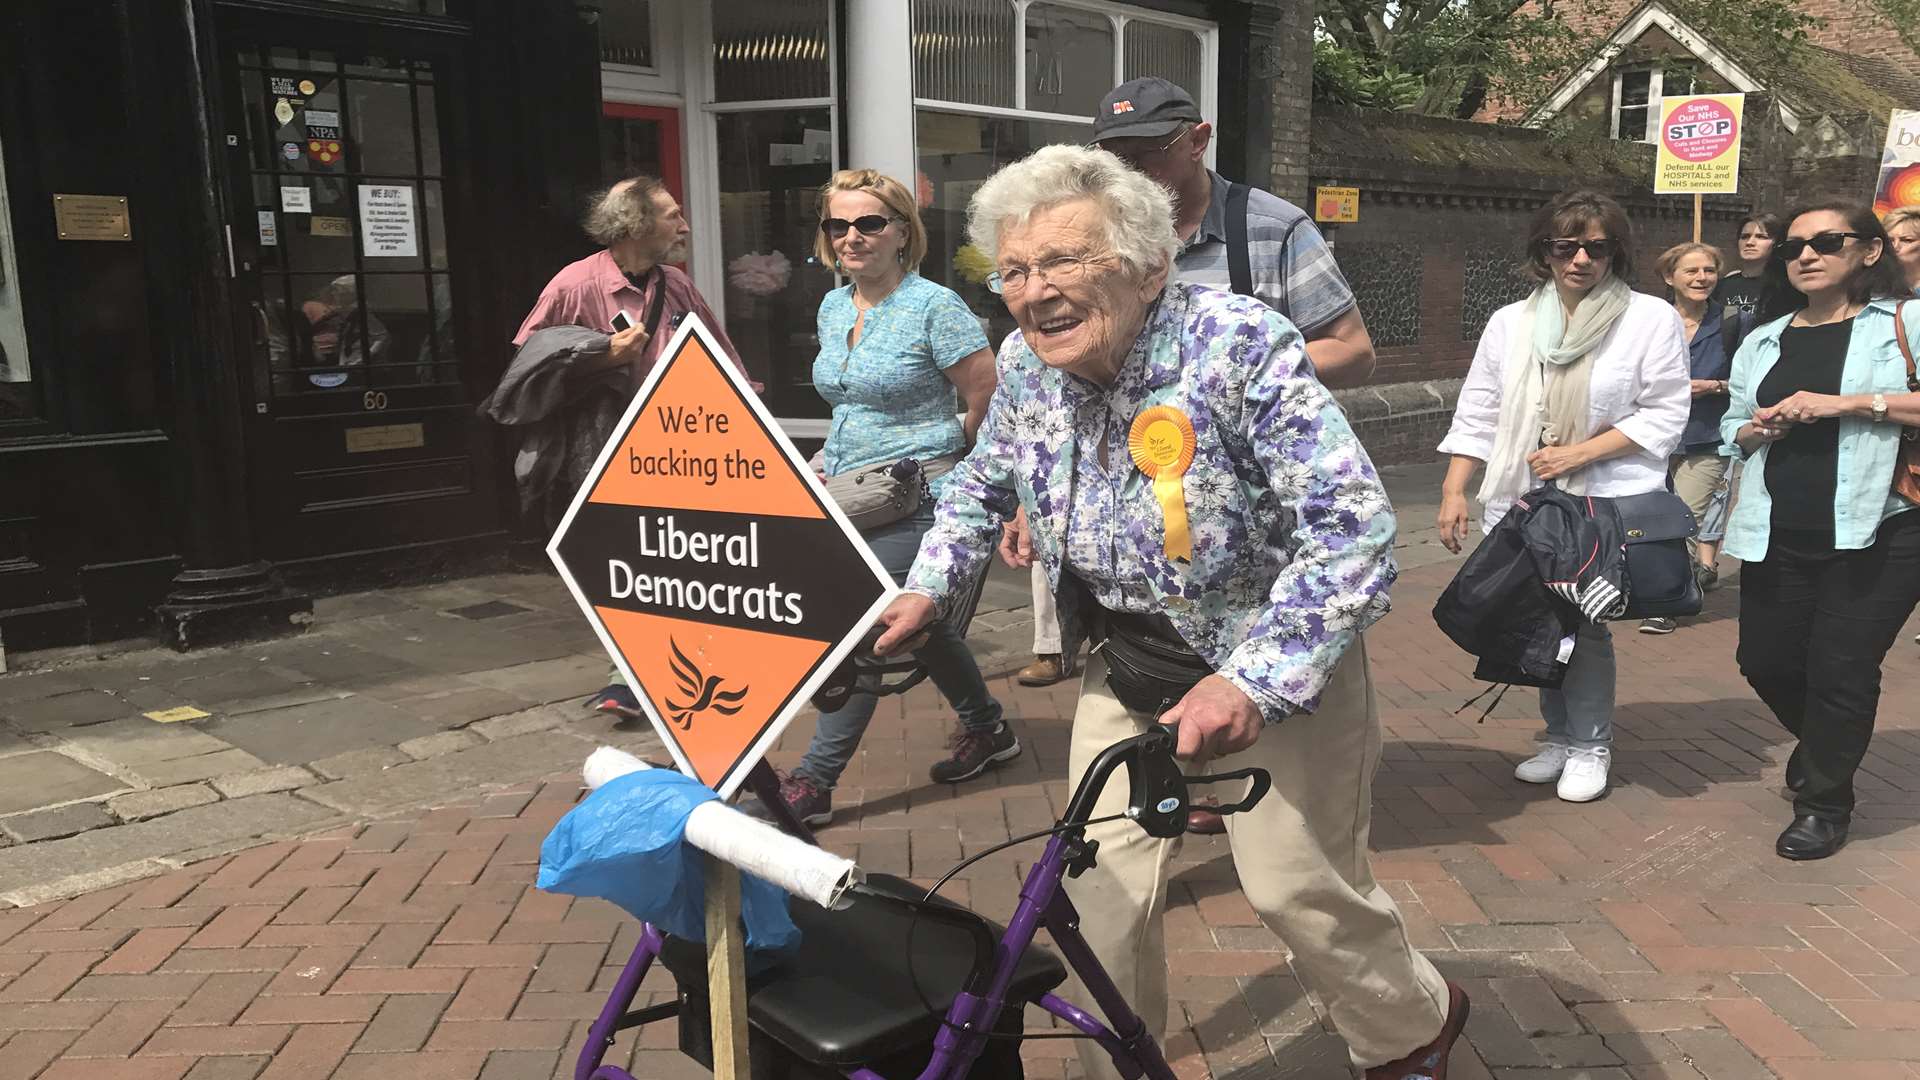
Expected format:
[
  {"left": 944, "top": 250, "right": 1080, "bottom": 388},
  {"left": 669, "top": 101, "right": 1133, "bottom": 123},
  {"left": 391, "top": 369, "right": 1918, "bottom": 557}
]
[
  {"left": 513, "top": 175, "right": 752, "bottom": 721},
  {"left": 515, "top": 175, "right": 748, "bottom": 381}
]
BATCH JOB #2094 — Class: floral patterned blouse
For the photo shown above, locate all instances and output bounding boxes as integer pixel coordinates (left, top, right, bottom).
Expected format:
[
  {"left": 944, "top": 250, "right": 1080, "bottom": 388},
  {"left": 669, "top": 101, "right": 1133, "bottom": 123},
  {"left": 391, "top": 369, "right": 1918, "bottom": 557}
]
[{"left": 905, "top": 282, "right": 1397, "bottom": 721}]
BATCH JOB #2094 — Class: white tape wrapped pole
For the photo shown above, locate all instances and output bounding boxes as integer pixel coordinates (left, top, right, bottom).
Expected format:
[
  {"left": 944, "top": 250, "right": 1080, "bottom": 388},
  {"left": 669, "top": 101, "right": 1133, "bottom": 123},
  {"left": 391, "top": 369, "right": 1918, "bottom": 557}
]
[{"left": 582, "top": 747, "right": 860, "bottom": 909}]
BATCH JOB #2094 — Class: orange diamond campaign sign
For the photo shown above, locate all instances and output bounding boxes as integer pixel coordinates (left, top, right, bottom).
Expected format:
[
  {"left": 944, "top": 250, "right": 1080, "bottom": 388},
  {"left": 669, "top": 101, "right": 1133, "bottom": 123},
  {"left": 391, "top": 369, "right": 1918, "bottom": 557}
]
[{"left": 548, "top": 316, "right": 894, "bottom": 797}]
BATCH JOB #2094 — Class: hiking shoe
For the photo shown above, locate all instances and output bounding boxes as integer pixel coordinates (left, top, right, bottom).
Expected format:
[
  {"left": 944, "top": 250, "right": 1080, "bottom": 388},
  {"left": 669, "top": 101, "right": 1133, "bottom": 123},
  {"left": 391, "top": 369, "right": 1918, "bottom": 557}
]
[
  {"left": 586, "top": 684, "right": 645, "bottom": 721},
  {"left": 743, "top": 770, "right": 833, "bottom": 827},
  {"left": 1364, "top": 981, "right": 1471, "bottom": 1080},
  {"left": 1638, "top": 617, "right": 1677, "bottom": 635},
  {"left": 929, "top": 723, "right": 1021, "bottom": 783},
  {"left": 1514, "top": 743, "right": 1572, "bottom": 784},
  {"left": 1557, "top": 746, "right": 1611, "bottom": 803}
]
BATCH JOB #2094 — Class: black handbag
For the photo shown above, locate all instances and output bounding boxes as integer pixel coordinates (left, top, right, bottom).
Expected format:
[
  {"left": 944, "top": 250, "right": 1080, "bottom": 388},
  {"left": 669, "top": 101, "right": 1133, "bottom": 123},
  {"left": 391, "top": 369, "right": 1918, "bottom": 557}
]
[
  {"left": 1613, "top": 489, "right": 1704, "bottom": 619},
  {"left": 1091, "top": 608, "right": 1215, "bottom": 717}
]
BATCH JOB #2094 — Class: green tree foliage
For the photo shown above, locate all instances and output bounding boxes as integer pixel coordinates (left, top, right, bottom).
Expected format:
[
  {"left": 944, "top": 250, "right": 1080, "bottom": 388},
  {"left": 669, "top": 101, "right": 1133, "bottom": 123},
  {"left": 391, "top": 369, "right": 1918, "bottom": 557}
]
[{"left": 1314, "top": 0, "right": 1822, "bottom": 120}]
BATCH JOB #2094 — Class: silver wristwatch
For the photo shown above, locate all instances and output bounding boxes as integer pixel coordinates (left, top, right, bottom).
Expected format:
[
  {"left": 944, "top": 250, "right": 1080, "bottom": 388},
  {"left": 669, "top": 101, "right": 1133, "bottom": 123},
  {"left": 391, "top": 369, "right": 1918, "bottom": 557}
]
[{"left": 1873, "top": 392, "right": 1889, "bottom": 423}]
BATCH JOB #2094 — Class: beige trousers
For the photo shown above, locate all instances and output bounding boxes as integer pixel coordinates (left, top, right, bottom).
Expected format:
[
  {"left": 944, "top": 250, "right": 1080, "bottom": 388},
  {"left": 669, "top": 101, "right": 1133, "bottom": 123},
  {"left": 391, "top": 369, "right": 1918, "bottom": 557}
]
[
  {"left": 1063, "top": 637, "right": 1448, "bottom": 1076},
  {"left": 1671, "top": 452, "right": 1729, "bottom": 561}
]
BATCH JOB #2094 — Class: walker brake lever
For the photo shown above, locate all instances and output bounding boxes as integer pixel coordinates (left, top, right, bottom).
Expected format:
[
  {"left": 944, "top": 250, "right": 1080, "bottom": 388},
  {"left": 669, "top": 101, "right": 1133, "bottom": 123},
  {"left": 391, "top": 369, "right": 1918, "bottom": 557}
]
[{"left": 1183, "top": 767, "right": 1272, "bottom": 816}]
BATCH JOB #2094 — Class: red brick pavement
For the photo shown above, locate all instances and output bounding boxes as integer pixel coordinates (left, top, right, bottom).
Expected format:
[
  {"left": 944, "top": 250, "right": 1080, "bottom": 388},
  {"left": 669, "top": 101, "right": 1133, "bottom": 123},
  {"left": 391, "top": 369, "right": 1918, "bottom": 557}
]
[{"left": 3, "top": 561, "right": 1919, "bottom": 1078}]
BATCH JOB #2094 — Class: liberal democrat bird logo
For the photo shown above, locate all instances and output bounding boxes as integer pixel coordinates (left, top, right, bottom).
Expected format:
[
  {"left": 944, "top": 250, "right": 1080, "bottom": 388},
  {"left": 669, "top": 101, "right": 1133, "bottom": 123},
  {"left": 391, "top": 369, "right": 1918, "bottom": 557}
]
[{"left": 666, "top": 638, "right": 749, "bottom": 731}]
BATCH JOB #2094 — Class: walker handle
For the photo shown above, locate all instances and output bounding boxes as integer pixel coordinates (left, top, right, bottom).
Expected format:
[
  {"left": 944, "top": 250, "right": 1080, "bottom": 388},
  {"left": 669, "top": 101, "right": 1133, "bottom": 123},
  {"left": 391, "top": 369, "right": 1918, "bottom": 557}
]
[{"left": 1183, "top": 767, "right": 1271, "bottom": 817}]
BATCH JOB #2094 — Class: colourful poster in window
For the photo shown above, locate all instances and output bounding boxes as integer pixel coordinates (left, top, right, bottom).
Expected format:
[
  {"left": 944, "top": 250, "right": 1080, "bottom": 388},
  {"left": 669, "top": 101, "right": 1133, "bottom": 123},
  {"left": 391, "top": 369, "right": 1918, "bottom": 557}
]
[
  {"left": 1654, "top": 94, "right": 1744, "bottom": 195},
  {"left": 1873, "top": 110, "right": 1920, "bottom": 216}
]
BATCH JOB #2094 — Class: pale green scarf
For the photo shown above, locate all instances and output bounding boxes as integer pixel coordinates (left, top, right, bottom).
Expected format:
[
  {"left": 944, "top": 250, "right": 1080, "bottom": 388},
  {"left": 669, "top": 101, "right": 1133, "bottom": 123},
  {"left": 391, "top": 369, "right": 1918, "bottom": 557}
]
[{"left": 1481, "top": 275, "right": 1633, "bottom": 510}]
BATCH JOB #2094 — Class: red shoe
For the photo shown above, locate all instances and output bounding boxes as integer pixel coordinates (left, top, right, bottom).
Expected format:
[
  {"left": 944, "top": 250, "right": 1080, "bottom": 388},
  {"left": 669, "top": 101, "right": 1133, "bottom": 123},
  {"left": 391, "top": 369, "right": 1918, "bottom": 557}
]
[
  {"left": 1364, "top": 982, "right": 1470, "bottom": 1080},
  {"left": 1186, "top": 796, "right": 1226, "bottom": 835}
]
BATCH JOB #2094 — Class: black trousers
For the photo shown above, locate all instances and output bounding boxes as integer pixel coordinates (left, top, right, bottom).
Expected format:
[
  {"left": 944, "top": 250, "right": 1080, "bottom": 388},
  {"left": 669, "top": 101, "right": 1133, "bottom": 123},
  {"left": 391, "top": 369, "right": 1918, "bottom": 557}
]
[{"left": 1737, "top": 511, "right": 1920, "bottom": 822}]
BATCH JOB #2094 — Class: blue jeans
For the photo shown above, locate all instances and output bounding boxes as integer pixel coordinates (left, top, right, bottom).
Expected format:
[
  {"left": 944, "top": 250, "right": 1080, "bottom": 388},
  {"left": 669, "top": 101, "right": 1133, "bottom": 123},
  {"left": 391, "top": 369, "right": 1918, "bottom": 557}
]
[
  {"left": 795, "top": 505, "right": 1003, "bottom": 790},
  {"left": 1540, "top": 621, "right": 1614, "bottom": 750}
]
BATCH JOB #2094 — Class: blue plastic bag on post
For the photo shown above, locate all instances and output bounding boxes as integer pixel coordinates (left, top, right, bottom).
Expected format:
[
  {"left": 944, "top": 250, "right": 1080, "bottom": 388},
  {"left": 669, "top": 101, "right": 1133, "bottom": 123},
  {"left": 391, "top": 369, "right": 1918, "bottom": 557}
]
[{"left": 536, "top": 769, "right": 800, "bottom": 953}]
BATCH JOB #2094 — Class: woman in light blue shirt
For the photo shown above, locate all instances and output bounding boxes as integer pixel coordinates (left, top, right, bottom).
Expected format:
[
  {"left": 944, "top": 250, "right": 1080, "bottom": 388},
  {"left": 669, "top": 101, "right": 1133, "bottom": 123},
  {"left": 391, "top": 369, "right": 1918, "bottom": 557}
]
[
  {"left": 1720, "top": 201, "right": 1920, "bottom": 861},
  {"left": 765, "top": 169, "right": 1006, "bottom": 828}
]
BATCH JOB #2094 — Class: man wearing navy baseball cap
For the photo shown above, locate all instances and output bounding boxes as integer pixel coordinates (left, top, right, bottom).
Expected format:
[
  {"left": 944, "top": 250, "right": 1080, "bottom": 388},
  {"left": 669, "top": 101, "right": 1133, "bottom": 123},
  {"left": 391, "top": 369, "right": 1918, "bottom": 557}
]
[{"left": 1092, "top": 76, "right": 1376, "bottom": 387}]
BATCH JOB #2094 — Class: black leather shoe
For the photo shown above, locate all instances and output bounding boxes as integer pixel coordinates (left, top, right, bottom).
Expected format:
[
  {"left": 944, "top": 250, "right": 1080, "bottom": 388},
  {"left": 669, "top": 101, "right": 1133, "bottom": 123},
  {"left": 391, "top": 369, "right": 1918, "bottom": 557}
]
[{"left": 1776, "top": 815, "right": 1847, "bottom": 860}]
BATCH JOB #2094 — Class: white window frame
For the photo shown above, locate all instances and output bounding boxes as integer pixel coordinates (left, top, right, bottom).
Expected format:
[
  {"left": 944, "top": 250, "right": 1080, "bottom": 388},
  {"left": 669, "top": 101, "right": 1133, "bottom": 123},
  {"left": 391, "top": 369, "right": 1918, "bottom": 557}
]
[
  {"left": 912, "top": 0, "right": 1219, "bottom": 167},
  {"left": 599, "top": 0, "right": 679, "bottom": 97},
  {"left": 681, "top": 0, "right": 840, "bottom": 311},
  {"left": 1609, "top": 64, "right": 1695, "bottom": 143},
  {"left": 0, "top": 132, "right": 28, "bottom": 384}
]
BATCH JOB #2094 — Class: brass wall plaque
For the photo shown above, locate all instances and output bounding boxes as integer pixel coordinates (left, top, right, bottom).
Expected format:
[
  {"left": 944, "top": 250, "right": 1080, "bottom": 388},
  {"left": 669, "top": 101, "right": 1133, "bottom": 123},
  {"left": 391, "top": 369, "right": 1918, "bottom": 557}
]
[
  {"left": 53, "top": 194, "right": 132, "bottom": 241},
  {"left": 345, "top": 422, "right": 425, "bottom": 454}
]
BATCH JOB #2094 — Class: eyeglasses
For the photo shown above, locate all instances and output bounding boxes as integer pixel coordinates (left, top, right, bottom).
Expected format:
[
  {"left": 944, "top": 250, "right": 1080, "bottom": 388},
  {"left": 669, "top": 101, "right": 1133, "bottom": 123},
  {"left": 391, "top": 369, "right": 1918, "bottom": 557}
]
[
  {"left": 1541, "top": 238, "right": 1615, "bottom": 260},
  {"left": 1779, "top": 232, "right": 1867, "bottom": 260},
  {"left": 819, "top": 214, "right": 902, "bottom": 240},
  {"left": 987, "top": 254, "right": 1104, "bottom": 295},
  {"left": 1106, "top": 124, "right": 1190, "bottom": 164}
]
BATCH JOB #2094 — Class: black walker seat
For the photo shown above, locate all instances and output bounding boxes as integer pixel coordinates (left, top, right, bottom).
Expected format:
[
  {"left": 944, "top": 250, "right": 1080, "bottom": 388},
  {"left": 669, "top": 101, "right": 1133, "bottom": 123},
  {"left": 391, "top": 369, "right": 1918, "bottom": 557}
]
[{"left": 657, "top": 872, "right": 1067, "bottom": 1069}]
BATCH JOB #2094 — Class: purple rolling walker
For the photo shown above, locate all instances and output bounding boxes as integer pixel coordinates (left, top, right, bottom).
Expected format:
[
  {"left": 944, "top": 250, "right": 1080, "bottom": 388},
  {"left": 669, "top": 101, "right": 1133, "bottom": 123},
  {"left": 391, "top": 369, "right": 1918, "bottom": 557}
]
[{"left": 571, "top": 724, "right": 1269, "bottom": 1080}]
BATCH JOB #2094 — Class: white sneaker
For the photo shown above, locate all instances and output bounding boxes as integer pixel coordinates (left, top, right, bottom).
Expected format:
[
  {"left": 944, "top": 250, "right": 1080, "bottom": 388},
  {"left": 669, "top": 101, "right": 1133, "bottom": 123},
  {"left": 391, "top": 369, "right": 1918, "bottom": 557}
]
[
  {"left": 1557, "top": 746, "right": 1611, "bottom": 802},
  {"left": 1514, "top": 743, "right": 1573, "bottom": 784}
]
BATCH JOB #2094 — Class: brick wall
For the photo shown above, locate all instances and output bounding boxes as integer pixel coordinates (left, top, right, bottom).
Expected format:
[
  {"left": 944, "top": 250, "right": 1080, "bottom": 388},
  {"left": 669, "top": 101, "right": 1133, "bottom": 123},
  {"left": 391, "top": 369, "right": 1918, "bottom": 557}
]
[
  {"left": 1310, "top": 110, "right": 1753, "bottom": 463},
  {"left": 1265, "top": 0, "right": 1314, "bottom": 204},
  {"left": 1793, "top": 0, "right": 1919, "bottom": 65}
]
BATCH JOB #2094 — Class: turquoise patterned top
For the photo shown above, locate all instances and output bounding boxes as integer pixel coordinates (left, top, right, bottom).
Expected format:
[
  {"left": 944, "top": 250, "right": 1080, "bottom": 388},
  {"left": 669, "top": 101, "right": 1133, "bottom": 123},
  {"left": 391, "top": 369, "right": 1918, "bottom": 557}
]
[{"left": 813, "top": 273, "right": 989, "bottom": 491}]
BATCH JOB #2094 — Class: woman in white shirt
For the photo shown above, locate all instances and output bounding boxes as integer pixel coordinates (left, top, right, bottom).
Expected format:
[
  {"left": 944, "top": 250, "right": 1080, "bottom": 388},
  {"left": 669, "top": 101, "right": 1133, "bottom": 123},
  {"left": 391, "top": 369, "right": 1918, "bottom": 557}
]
[{"left": 1436, "top": 190, "right": 1691, "bottom": 803}]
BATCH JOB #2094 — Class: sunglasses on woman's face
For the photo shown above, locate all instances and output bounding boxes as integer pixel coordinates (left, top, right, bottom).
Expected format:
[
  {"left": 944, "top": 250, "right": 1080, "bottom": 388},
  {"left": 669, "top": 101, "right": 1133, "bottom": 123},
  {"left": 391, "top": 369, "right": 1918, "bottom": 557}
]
[
  {"left": 1541, "top": 238, "right": 1615, "bottom": 260},
  {"left": 819, "top": 214, "right": 901, "bottom": 239},
  {"left": 1778, "top": 231, "right": 1866, "bottom": 260}
]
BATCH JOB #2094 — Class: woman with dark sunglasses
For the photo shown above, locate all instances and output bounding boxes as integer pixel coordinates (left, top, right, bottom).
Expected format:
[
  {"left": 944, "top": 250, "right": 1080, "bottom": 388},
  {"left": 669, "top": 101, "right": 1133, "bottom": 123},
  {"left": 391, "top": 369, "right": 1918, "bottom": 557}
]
[
  {"left": 756, "top": 169, "right": 1009, "bottom": 828},
  {"left": 1437, "top": 189, "right": 1691, "bottom": 804},
  {"left": 1719, "top": 201, "right": 1920, "bottom": 860}
]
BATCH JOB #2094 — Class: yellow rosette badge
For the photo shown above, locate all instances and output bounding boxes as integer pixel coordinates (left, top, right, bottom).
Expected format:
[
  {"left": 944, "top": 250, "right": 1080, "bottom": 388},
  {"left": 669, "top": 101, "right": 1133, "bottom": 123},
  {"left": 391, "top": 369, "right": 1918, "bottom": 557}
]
[{"left": 1128, "top": 405, "right": 1196, "bottom": 561}]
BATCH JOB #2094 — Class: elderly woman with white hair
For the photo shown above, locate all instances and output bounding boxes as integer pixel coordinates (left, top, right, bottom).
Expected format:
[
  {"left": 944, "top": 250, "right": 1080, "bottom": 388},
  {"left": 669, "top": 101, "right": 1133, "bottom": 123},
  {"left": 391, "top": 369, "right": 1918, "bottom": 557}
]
[{"left": 871, "top": 145, "right": 1468, "bottom": 1079}]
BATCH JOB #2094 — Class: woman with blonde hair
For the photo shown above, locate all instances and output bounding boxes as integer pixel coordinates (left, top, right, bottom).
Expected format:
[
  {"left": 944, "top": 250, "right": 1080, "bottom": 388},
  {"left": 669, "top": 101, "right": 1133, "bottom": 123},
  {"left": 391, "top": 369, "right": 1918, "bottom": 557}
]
[
  {"left": 760, "top": 169, "right": 1008, "bottom": 827},
  {"left": 1884, "top": 205, "right": 1920, "bottom": 295},
  {"left": 1639, "top": 241, "right": 1739, "bottom": 632}
]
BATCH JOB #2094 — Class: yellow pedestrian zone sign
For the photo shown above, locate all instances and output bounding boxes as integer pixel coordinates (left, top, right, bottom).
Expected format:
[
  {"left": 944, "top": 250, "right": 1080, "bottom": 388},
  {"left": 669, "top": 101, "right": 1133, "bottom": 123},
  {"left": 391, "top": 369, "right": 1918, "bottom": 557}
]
[{"left": 1314, "top": 186, "right": 1359, "bottom": 223}]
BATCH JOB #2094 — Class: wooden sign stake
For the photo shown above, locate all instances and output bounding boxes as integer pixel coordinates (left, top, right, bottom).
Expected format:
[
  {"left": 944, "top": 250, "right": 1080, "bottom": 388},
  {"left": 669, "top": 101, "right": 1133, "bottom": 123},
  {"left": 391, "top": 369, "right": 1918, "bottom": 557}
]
[
  {"left": 1693, "top": 194, "right": 1703, "bottom": 243},
  {"left": 704, "top": 856, "right": 751, "bottom": 1080}
]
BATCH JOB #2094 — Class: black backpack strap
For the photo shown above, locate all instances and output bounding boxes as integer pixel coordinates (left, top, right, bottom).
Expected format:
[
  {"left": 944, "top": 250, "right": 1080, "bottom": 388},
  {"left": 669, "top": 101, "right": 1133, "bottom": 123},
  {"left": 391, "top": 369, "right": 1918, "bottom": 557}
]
[
  {"left": 641, "top": 267, "right": 669, "bottom": 339},
  {"left": 1224, "top": 181, "right": 1253, "bottom": 299}
]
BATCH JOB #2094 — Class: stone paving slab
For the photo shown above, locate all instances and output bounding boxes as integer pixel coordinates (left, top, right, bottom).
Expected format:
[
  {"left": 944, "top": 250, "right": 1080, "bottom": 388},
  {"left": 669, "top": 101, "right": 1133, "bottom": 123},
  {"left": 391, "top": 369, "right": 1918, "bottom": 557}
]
[{"left": 0, "top": 754, "right": 127, "bottom": 816}]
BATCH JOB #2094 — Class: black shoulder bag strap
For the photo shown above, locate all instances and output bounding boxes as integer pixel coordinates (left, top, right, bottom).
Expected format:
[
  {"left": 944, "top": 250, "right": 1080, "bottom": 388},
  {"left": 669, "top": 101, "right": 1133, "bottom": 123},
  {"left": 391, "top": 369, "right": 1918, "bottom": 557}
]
[
  {"left": 641, "top": 266, "right": 669, "bottom": 340},
  {"left": 1224, "top": 181, "right": 1254, "bottom": 299}
]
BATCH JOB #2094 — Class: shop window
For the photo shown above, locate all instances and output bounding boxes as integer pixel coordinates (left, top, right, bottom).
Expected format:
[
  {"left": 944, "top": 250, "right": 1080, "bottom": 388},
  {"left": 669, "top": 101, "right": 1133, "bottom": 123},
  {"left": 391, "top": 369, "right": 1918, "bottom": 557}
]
[
  {"left": 713, "top": 108, "right": 838, "bottom": 416},
  {"left": 911, "top": 1, "right": 1213, "bottom": 311},
  {"left": 1123, "top": 21, "right": 1203, "bottom": 103},
  {"left": 0, "top": 133, "right": 28, "bottom": 399},
  {"left": 913, "top": 0, "right": 1017, "bottom": 109},
  {"left": 1024, "top": 3, "right": 1114, "bottom": 116},
  {"left": 601, "top": 0, "right": 655, "bottom": 68},
  {"left": 712, "top": 0, "right": 831, "bottom": 103},
  {"left": 916, "top": 109, "right": 1093, "bottom": 346}
]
